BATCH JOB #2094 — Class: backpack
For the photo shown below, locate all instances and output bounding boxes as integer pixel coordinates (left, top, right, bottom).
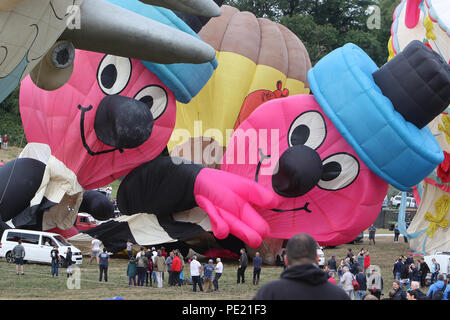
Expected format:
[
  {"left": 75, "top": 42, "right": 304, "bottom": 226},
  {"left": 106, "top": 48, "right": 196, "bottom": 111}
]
[
  {"left": 137, "top": 256, "right": 145, "bottom": 268},
  {"left": 431, "top": 283, "right": 447, "bottom": 300}
]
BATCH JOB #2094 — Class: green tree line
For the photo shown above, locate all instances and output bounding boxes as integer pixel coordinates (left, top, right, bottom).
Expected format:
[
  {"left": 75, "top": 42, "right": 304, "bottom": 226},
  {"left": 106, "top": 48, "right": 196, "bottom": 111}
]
[
  {"left": 0, "top": 87, "right": 26, "bottom": 147},
  {"left": 224, "top": 0, "right": 399, "bottom": 66}
]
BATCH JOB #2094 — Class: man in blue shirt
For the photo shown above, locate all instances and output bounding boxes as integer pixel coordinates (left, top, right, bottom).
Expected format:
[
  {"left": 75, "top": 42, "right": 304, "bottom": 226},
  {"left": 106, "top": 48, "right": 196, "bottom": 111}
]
[
  {"left": 97, "top": 248, "right": 110, "bottom": 282},
  {"left": 253, "top": 252, "right": 263, "bottom": 285},
  {"left": 427, "top": 274, "right": 449, "bottom": 300},
  {"left": 203, "top": 259, "right": 215, "bottom": 293},
  {"left": 430, "top": 258, "right": 440, "bottom": 284}
]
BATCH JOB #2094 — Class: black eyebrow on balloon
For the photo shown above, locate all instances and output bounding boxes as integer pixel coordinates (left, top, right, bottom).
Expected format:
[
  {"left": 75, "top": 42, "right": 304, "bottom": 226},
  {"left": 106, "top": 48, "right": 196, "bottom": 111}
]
[{"left": 26, "top": 24, "right": 46, "bottom": 63}]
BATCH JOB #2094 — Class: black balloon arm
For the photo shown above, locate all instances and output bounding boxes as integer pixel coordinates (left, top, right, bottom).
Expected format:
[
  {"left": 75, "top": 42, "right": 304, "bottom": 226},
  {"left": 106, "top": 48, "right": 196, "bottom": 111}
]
[
  {"left": 117, "top": 157, "right": 203, "bottom": 217},
  {"left": 0, "top": 158, "right": 46, "bottom": 222}
]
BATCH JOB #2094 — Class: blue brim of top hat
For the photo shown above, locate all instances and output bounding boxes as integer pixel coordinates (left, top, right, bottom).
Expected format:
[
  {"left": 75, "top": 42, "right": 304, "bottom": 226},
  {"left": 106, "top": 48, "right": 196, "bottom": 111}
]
[
  {"left": 106, "top": 0, "right": 217, "bottom": 104},
  {"left": 307, "top": 43, "right": 443, "bottom": 191}
]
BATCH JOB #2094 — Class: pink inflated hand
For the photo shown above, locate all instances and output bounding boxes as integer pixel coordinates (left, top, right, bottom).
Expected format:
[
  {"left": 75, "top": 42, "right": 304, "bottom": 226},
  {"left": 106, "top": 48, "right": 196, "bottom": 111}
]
[{"left": 194, "top": 168, "right": 278, "bottom": 248}]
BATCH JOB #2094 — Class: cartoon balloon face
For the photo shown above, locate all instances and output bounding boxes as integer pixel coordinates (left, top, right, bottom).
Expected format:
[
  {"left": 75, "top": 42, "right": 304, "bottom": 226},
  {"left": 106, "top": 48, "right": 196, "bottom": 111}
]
[
  {"left": 221, "top": 94, "right": 389, "bottom": 245},
  {"left": 19, "top": 49, "right": 176, "bottom": 190}
]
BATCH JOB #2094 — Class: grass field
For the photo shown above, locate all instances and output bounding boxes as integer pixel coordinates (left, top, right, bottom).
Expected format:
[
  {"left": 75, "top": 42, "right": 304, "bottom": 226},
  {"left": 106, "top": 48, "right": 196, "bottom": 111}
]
[
  {"left": 0, "top": 234, "right": 428, "bottom": 300},
  {"left": 0, "top": 146, "right": 23, "bottom": 163}
]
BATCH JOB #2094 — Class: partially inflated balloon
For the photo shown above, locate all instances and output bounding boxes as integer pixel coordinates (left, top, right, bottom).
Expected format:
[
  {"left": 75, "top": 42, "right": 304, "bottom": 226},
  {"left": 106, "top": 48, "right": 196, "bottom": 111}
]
[
  {"left": 168, "top": 5, "right": 311, "bottom": 154},
  {"left": 0, "top": 0, "right": 83, "bottom": 102},
  {"left": 390, "top": 0, "right": 449, "bottom": 63},
  {"left": 0, "top": 0, "right": 219, "bottom": 103},
  {"left": 390, "top": 0, "right": 450, "bottom": 255},
  {"left": 15, "top": 50, "right": 177, "bottom": 229},
  {"left": 20, "top": 50, "right": 177, "bottom": 192}
]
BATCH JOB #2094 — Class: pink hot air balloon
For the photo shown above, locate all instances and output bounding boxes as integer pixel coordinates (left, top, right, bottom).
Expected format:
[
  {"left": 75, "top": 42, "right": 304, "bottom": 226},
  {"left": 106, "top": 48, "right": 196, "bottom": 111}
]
[
  {"left": 20, "top": 50, "right": 176, "bottom": 190},
  {"left": 15, "top": 49, "right": 176, "bottom": 231},
  {"left": 222, "top": 94, "right": 388, "bottom": 245}
]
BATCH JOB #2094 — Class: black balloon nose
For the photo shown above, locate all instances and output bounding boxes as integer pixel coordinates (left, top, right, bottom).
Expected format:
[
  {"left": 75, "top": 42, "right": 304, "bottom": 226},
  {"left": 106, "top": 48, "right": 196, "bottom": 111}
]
[
  {"left": 272, "top": 145, "right": 323, "bottom": 198},
  {"left": 94, "top": 95, "right": 154, "bottom": 149}
]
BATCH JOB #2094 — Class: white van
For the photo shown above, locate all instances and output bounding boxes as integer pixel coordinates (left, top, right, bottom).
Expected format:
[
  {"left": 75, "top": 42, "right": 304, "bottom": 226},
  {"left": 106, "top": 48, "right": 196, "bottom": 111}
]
[
  {"left": 424, "top": 252, "right": 450, "bottom": 277},
  {"left": 390, "top": 195, "right": 417, "bottom": 208},
  {"left": 0, "top": 229, "right": 83, "bottom": 265}
]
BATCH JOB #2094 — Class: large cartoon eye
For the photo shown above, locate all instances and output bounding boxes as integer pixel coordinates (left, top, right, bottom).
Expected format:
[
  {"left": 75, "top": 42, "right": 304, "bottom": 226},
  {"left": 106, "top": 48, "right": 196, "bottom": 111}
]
[
  {"left": 133, "top": 85, "right": 168, "bottom": 120},
  {"left": 318, "top": 153, "right": 360, "bottom": 191},
  {"left": 97, "top": 55, "right": 132, "bottom": 95},
  {"left": 288, "top": 111, "right": 327, "bottom": 150}
]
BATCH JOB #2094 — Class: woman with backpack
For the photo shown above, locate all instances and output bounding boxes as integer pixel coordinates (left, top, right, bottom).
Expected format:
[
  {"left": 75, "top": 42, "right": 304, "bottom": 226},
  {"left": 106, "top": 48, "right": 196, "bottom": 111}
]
[{"left": 136, "top": 248, "right": 149, "bottom": 286}]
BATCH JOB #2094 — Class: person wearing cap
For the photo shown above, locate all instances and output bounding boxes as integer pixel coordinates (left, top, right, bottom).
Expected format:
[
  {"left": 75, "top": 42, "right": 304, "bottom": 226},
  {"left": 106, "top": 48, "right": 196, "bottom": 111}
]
[
  {"left": 50, "top": 245, "right": 60, "bottom": 277},
  {"left": 253, "top": 233, "right": 349, "bottom": 300},
  {"left": 203, "top": 259, "right": 215, "bottom": 293}
]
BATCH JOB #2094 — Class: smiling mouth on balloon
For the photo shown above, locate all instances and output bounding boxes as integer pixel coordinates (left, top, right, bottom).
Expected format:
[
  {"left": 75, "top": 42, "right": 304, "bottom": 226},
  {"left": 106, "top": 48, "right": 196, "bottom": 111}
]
[
  {"left": 255, "top": 148, "right": 312, "bottom": 213},
  {"left": 78, "top": 105, "right": 124, "bottom": 156}
]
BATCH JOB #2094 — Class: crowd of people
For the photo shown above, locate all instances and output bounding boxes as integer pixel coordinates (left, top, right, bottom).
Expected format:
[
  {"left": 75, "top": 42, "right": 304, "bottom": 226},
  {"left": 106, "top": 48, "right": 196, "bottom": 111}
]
[
  {"left": 91, "top": 238, "right": 263, "bottom": 292},
  {"left": 11, "top": 240, "right": 75, "bottom": 278},
  {"left": 321, "top": 248, "right": 450, "bottom": 300},
  {"left": 9, "top": 232, "right": 450, "bottom": 300}
]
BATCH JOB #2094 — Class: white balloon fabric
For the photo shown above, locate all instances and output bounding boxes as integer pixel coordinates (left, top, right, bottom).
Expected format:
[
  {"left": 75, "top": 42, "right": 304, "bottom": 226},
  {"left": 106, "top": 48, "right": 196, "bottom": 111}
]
[
  {"left": 0, "top": 0, "right": 220, "bottom": 103},
  {"left": 0, "top": 0, "right": 83, "bottom": 102}
]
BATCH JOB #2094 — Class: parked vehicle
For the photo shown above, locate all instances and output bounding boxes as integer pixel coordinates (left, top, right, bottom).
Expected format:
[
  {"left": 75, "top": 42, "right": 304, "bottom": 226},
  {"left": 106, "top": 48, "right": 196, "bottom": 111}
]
[
  {"left": 0, "top": 229, "right": 83, "bottom": 266},
  {"left": 424, "top": 252, "right": 450, "bottom": 278},
  {"left": 75, "top": 213, "right": 98, "bottom": 231},
  {"left": 350, "top": 232, "right": 364, "bottom": 244},
  {"left": 317, "top": 247, "right": 325, "bottom": 268},
  {"left": 390, "top": 195, "right": 417, "bottom": 208}
]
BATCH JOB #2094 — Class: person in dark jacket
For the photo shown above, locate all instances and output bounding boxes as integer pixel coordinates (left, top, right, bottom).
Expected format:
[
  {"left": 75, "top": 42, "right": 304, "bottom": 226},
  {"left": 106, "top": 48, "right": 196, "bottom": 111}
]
[
  {"left": 408, "top": 262, "right": 420, "bottom": 283},
  {"left": 419, "top": 258, "right": 430, "bottom": 287},
  {"left": 350, "top": 260, "right": 361, "bottom": 276},
  {"left": 400, "top": 261, "right": 410, "bottom": 289},
  {"left": 145, "top": 248, "right": 153, "bottom": 287},
  {"left": 393, "top": 257, "right": 404, "bottom": 281},
  {"left": 405, "top": 254, "right": 414, "bottom": 266},
  {"left": 65, "top": 247, "right": 74, "bottom": 278},
  {"left": 409, "top": 281, "right": 427, "bottom": 300},
  {"left": 392, "top": 280, "right": 407, "bottom": 300},
  {"left": 327, "top": 255, "right": 337, "bottom": 272},
  {"left": 253, "top": 233, "right": 349, "bottom": 300},
  {"left": 237, "top": 248, "right": 248, "bottom": 284},
  {"left": 253, "top": 252, "right": 263, "bottom": 285},
  {"left": 50, "top": 245, "right": 60, "bottom": 277},
  {"left": 355, "top": 268, "right": 367, "bottom": 300}
]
